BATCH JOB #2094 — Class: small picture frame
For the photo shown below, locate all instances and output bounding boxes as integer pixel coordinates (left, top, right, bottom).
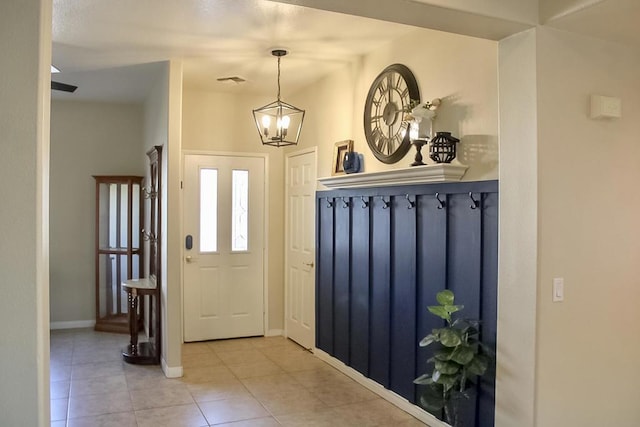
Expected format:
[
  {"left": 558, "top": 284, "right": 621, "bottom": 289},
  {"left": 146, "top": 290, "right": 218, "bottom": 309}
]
[{"left": 332, "top": 140, "right": 354, "bottom": 176}]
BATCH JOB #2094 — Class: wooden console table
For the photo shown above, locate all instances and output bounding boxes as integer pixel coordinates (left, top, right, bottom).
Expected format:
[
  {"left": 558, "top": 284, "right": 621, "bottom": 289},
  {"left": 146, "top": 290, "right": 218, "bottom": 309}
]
[{"left": 122, "top": 277, "right": 159, "bottom": 364}]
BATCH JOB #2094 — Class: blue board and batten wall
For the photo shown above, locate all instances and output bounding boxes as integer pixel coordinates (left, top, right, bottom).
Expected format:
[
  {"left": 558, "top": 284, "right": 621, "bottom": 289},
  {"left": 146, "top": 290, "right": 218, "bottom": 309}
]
[{"left": 315, "top": 180, "right": 498, "bottom": 427}]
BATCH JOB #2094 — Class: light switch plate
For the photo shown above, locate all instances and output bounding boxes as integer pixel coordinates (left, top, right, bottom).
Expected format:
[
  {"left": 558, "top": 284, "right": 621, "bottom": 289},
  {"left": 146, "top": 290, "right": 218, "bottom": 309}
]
[{"left": 553, "top": 278, "right": 564, "bottom": 302}]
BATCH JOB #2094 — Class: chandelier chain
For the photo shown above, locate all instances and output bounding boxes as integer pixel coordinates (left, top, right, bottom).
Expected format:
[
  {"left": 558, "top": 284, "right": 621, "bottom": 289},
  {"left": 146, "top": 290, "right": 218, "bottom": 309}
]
[{"left": 277, "top": 55, "right": 281, "bottom": 102}]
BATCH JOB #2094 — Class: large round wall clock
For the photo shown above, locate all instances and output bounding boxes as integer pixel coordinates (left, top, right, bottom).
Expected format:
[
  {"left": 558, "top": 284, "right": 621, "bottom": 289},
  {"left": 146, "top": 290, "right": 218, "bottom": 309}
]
[{"left": 364, "top": 64, "right": 420, "bottom": 164}]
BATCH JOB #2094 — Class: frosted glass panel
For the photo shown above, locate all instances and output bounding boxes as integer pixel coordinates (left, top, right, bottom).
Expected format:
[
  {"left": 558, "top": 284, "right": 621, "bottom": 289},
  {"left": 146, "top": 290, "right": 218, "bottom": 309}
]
[
  {"left": 232, "top": 169, "right": 249, "bottom": 252},
  {"left": 200, "top": 168, "right": 218, "bottom": 252}
]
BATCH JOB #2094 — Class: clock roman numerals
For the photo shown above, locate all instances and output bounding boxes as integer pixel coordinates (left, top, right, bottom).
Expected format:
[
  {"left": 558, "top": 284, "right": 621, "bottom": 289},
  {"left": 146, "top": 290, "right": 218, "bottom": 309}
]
[
  {"left": 372, "top": 134, "right": 402, "bottom": 155},
  {"left": 377, "top": 80, "right": 387, "bottom": 100},
  {"left": 396, "top": 74, "right": 403, "bottom": 90},
  {"left": 375, "top": 135, "right": 387, "bottom": 153}
]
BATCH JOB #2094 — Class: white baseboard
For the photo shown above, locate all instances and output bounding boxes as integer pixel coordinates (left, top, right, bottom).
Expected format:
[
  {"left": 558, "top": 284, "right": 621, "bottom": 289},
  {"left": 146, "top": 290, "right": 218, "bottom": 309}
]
[
  {"left": 313, "top": 349, "right": 448, "bottom": 427},
  {"left": 161, "top": 357, "right": 183, "bottom": 378},
  {"left": 265, "top": 329, "right": 283, "bottom": 337},
  {"left": 50, "top": 320, "right": 95, "bottom": 330}
]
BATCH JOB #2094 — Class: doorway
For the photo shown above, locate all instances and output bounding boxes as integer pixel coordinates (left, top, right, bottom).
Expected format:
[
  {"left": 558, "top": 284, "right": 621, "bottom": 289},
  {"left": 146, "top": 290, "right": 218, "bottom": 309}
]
[{"left": 183, "top": 153, "right": 266, "bottom": 342}]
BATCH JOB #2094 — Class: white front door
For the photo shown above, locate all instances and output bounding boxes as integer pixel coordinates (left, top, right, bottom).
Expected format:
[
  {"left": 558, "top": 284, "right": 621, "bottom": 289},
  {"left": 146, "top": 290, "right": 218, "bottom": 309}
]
[
  {"left": 285, "top": 149, "right": 317, "bottom": 349},
  {"left": 183, "top": 154, "right": 265, "bottom": 342}
]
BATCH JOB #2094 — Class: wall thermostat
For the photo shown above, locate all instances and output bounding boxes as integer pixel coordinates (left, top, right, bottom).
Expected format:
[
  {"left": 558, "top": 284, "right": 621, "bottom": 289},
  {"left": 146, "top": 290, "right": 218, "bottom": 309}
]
[{"left": 590, "top": 94, "right": 621, "bottom": 119}]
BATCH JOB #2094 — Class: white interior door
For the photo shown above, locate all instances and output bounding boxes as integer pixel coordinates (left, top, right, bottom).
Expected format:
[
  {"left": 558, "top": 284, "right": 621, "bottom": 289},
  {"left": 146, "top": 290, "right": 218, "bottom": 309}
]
[
  {"left": 285, "top": 149, "right": 317, "bottom": 349},
  {"left": 183, "top": 154, "right": 265, "bottom": 342}
]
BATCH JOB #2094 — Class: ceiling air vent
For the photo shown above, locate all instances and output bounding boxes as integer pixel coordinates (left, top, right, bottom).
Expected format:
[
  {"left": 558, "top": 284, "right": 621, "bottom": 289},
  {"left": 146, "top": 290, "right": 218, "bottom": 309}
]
[{"left": 217, "top": 76, "right": 246, "bottom": 84}]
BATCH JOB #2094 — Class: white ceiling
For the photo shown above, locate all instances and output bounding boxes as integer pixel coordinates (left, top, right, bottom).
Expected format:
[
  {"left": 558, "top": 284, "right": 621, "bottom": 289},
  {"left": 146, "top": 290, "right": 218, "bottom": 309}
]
[
  {"left": 51, "top": 0, "right": 640, "bottom": 103},
  {"left": 51, "top": 0, "right": 417, "bottom": 101}
]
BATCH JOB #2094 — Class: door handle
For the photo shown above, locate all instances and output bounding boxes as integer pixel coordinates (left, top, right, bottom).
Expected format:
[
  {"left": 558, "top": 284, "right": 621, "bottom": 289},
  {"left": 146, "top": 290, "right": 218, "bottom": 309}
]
[
  {"left": 303, "top": 262, "right": 314, "bottom": 268},
  {"left": 185, "top": 256, "right": 197, "bottom": 263}
]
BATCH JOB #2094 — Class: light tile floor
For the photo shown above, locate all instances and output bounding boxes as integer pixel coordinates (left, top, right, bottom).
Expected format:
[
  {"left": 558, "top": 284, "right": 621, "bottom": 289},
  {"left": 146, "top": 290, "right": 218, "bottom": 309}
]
[{"left": 50, "top": 329, "right": 427, "bottom": 426}]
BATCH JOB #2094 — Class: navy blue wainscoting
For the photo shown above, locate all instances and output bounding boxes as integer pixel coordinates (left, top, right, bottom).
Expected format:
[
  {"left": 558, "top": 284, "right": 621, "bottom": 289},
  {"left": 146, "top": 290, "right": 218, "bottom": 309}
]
[
  {"left": 316, "top": 197, "right": 334, "bottom": 354},
  {"left": 369, "top": 196, "right": 391, "bottom": 388},
  {"left": 333, "top": 198, "right": 351, "bottom": 363},
  {"left": 315, "top": 180, "right": 498, "bottom": 427},
  {"left": 390, "top": 194, "right": 417, "bottom": 401},
  {"left": 350, "top": 197, "right": 370, "bottom": 376}
]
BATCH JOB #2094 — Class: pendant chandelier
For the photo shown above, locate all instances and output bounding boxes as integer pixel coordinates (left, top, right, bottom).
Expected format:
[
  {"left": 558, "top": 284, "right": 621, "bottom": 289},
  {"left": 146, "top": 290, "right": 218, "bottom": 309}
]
[{"left": 253, "top": 49, "right": 305, "bottom": 147}]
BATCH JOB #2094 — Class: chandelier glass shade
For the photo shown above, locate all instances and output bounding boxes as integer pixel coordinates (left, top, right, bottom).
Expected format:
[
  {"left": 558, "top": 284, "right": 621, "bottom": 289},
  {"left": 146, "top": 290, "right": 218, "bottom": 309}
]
[{"left": 253, "top": 49, "right": 305, "bottom": 147}]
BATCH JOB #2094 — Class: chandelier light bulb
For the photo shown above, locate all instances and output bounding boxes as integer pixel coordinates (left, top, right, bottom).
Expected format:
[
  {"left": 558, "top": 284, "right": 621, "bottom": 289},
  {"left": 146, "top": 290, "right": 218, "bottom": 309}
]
[{"left": 261, "top": 116, "right": 271, "bottom": 137}]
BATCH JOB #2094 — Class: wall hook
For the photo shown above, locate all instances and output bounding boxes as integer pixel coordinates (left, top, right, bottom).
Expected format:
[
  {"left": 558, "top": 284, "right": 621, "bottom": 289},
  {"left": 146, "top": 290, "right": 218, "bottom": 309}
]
[
  {"left": 361, "top": 196, "right": 369, "bottom": 209},
  {"left": 141, "top": 229, "right": 157, "bottom": 243},
  {"left": 406, "top": 194, "right": 415, "bottom": 209},
  {"left": 469, "top": 192, "right": 480, "bottom": 210},
  {"left": 380, "top": 196, "right": 390, "bottom": 209},
  {"left": 435, "top": 192, "right": 446, "bottom": 210},
  {"left": 325, "top": 197, "right": 333, "bottom": 208},
  {"left": 142, "top": 186, "right": 157, "bottom": 200},
  {"left": 342, "top": 197, "right": 350, "bottom": 208}
]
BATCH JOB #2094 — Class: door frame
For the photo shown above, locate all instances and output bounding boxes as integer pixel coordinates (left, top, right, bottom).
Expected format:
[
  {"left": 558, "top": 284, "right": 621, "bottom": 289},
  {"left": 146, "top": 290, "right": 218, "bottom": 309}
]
[
  {"left": 284, "top": 146, "right": 318, "bottom": 347},
  {"left": 181, "top": 150, "right": 270, "bottom": 340}
]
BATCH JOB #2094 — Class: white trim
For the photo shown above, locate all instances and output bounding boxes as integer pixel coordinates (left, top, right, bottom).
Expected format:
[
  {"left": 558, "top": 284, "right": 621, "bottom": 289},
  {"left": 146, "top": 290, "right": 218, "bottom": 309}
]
[
  {"left": 284, "top": 147, "right": 318, "bottom": 348},
  {"left": 265, "top": 329, "right": 283, "bottom": 337},
  {"left": 50, "top": 320, "right": 95, "bottom": 330},
  {"left": 182, "top": 149, "right": 269, "bottom": 158},
  {"left": 314, "top": 349, "right": 449, "bottom": 427},
  {"left": 286, "top": 146, "right": 318, "bottom": 157},
  {"left": 317, "top": 163, "right": 468, "bottom": 189},
  {"left": 161, "top": 357, "right": 183, "bottom": 378},
  {"left": 262, "top": 154, "right": 270, "bottom": 336}
]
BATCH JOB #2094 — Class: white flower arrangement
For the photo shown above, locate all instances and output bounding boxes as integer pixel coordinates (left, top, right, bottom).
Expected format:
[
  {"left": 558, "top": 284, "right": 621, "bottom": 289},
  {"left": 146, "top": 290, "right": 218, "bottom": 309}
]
[{"left": 404, "top": 98, "right": 441, "bottom": 139}]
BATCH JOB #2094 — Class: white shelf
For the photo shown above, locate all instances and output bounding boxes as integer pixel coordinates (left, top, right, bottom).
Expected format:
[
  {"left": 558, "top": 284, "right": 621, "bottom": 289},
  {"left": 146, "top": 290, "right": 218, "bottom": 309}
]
[
  {"left": 122, "top": 277, "right": 157, "bottom": 291},
  {"left": 318, "top": 163, "right": 468, "bottom": 189}
]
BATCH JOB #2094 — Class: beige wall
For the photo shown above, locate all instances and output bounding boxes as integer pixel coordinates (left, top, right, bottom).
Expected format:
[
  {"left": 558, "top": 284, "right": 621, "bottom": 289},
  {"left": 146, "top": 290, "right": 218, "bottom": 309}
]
[
  {"left": 497, "top": 28, "right": 538, "bottom": 427},
  {"left": 165, "top": 60, "right": 185, "bottom": 372},
  {"left": 497, "top": 26, "right": 640, "bottom": 427},
  {"left": 535, "top": 27, "right": 640, "bottom": 427},
  {"left": 289, "top": 26, "right": 499, "bottom": 182},
  {"left": 181, "top": 90, "right": 285, "bottom": 331},
  {"left": 285, "top": 58, "right": 359, "bottom": 179},
  {"left": 0, "top": 0, "right": 51, "bottom": 425},
  {"left": 141, "top": 60, "right": 184, "bottom": 373},
  {"left": 49, "top": 101, "right": 145, "bottom": 323}
]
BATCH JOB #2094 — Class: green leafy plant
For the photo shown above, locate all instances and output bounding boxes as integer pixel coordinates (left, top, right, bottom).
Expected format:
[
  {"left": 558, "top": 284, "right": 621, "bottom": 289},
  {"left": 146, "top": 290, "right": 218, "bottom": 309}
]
[{"left": 414, "top": 290, "right": 491, "bottom": 426}]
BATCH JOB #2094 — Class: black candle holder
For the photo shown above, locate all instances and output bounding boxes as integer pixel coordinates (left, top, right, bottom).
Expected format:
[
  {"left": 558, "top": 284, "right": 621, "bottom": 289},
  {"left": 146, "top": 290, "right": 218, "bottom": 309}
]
[
  {"left": 411, "top": 139, "right": 427, "bottom": 167},
  {"left": 429, "top": 131, "right": 460, "bottom": 164}
]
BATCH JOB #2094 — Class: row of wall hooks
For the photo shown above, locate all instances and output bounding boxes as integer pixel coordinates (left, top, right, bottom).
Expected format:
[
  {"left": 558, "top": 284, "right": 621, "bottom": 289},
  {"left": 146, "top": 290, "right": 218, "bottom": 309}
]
[{"left": 323, "top": 193, "right": 481, "bottom": 210}]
